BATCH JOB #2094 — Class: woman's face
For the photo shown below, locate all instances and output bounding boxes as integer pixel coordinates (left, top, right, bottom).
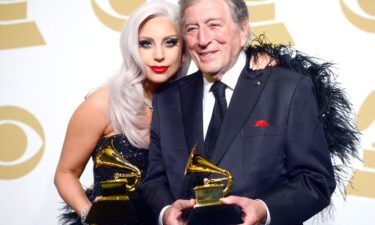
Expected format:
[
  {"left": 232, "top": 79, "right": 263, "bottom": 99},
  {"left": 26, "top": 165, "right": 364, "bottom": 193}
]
[{"left": 138, "top": 17, "right": 183, "bottom": 85}]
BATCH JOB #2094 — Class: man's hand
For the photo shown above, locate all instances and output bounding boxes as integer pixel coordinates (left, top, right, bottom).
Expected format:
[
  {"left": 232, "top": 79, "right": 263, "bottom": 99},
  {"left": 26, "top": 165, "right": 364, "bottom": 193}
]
[
  {"left": 163, "top": 199, "right": 195, "bottom": 225},
  {"left": 221, "top": 196, "right": 267, "bottom": 225}
]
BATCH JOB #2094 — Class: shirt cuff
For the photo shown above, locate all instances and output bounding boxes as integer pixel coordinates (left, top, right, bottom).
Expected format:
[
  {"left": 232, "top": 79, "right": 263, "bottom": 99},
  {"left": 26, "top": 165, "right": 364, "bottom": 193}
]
[
  {"left": 256, "top": 199, "right": 271, "bottom": 225},
  {"left": 158, "top": 205, "right": 170, "bottom": 225}
]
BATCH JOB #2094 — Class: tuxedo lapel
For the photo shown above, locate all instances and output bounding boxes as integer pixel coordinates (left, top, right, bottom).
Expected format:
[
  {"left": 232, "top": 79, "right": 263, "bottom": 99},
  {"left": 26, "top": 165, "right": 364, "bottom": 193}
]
[
  {"left": 180, "top": 72, "right": 205, "bottom": 154},
  {"left": 210, "top": 67, "right": 270, "bottom": 164},
  {"left": 178, "top": 72, "right": 205, "bottom": 198}
]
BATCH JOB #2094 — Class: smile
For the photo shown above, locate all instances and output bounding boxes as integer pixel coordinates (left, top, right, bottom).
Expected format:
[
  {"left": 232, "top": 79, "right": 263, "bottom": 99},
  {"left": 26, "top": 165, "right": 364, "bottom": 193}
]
[
  {"left": 150, "top": 66, "right": 168, "bottom": 73},
  {"left": 198, "top": 51, "right": 218, "bottom": 60}
]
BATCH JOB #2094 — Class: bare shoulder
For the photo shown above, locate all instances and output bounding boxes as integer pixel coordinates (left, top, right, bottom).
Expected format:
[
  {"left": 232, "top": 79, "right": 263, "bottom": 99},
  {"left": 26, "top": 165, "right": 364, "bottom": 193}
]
[
  {"left": 67, "top": 85, "right": 111, "bottom": 134},
  {"left": 83, "top": 85, "right": 110, "bottom": 110}
]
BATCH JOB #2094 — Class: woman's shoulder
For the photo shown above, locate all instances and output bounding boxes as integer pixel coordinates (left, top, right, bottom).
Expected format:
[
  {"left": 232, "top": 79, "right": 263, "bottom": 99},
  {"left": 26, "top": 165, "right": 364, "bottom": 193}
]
[
  {"left": 77, "top": 85, "right": 109, "bottom": 114},
  {"left": 68, "top": 85, "right": 111, "bottom": 133},
  {"left": 84, "top": 85, "right": 109, "bottom": 105}
]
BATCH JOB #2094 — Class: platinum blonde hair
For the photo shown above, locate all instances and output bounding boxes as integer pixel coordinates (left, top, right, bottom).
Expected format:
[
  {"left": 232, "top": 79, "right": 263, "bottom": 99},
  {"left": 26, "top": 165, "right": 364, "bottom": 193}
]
[{"left": 109, "top": 0, "right": 190, "bottom": 149}]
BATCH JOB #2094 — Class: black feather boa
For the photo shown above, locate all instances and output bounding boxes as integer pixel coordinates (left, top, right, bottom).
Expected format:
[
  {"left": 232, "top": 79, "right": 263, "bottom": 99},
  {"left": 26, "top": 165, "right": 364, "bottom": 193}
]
[{"left": 248, "top": 35, "right": 360, "bottom": 196}]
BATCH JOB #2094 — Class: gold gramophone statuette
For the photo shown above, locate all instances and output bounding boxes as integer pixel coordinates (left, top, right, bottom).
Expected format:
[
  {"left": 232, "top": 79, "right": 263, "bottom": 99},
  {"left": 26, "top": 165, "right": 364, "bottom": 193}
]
[
  {"left": 95, "top": 139, "right": 142, "bottom": 201},
  {"left": 84, "top": 139, "right": 142, "bottom": 224},
  {"left": 183, "top": 146, "right": 242, "bottom": 225},
  {"left": 184, "top": 145, "right": 233, "bottom": 207}
]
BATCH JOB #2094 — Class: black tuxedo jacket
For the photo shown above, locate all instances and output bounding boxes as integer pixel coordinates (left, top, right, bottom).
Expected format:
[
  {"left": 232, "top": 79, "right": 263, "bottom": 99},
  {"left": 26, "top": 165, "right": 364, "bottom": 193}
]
[{"left": 142, "top": 56, "right": 336, "bottom": 225}]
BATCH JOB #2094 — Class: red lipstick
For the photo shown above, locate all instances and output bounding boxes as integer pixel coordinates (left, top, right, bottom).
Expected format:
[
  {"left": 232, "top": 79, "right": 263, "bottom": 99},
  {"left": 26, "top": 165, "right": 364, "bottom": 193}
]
[{"left": 150, "top": 66, "right": 168, "bottom": 73}]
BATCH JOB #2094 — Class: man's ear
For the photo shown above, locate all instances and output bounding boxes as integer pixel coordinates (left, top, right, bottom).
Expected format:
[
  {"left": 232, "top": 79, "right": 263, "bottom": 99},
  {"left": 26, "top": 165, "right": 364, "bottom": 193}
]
[{"left": 240, "top": 21, "right": 250, "bottom": 47}]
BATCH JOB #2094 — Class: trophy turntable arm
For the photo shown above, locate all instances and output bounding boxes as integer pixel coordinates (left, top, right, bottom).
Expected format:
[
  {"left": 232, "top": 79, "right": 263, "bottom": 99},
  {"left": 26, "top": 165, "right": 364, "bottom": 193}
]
[
  {"left": 114, "top": 171, "right": 142, "bottom": 192},
  {"left": 204, "top": 172, "right": 233, "bottom": 196}
]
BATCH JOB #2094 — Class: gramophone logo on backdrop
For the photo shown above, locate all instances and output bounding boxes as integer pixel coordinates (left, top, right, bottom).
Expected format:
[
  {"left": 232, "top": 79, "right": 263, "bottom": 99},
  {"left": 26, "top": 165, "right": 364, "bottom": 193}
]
[
  {"left": 346, "top": 91, "right": 375, "bottom": 198},
  {"left": 340, "top": 0, "right": 375, "bottom": 33},
  {"left": 92, "top": 0, "right": 295, "bottom": 45},
  {"left": 0, "top": 1, "right": 45, "bottom": 50},
  {"left": 245, "top": 0, "right": 294, "bottom": 45},
  {"left": 0, "top": 106, "right": 45, "bottom": 180},
  {"left": 92, "top": 0, "right": 145, "bottom": 31}
]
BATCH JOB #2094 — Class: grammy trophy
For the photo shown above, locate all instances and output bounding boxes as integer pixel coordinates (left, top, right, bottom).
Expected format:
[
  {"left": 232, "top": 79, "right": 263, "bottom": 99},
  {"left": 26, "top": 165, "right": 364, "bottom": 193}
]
[
  {"left": 184, "top": 145, "right": 243, "bottom": 225},
  {"left": 85, "top": 139, "right": 141, "bottom": 224}
]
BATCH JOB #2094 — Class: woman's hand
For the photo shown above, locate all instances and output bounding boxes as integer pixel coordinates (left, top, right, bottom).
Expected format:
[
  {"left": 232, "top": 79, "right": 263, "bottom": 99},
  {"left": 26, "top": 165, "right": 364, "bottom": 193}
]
[{"left": 250, "top": 52, "right": 278, "bottom": 70}]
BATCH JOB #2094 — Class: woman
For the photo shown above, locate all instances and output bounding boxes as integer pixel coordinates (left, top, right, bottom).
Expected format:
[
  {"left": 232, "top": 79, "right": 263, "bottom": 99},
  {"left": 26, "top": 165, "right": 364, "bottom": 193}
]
[{"left": 54, "top": 1, "right": 189, "bottom": 224}]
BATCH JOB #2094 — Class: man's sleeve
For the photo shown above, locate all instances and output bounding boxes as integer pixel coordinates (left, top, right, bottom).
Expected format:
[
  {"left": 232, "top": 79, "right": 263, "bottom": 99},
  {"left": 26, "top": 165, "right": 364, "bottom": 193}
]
[
  {"left": 141, "top": 93, "right": 175, "bottom": 218},
  {"left": 261, "top": 76, "right": 336, "bottom": 225}
]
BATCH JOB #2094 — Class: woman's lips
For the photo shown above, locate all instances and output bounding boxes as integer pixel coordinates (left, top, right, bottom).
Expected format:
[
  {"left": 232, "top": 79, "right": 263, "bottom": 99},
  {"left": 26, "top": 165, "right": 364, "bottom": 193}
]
[{"left": 150, "top": 66, "right": 168, "bottom": 73}]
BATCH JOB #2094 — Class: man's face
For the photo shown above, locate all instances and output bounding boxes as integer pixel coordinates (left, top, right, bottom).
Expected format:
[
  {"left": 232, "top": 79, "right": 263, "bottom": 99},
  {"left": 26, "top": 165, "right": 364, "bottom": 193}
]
[{"left": 183, "top": 0, "right": 248, "bottom": 79}]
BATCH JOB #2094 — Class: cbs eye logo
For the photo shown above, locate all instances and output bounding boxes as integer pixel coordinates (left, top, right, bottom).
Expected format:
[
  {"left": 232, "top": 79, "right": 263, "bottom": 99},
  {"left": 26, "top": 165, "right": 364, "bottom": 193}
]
[
  {"left": 91, "top": 0, "right": 146, "bottom": 31},
  {"left": 0, "top": 106, "right": 45, "bottom": 179},
  {"left": 340, "top": 0, "right": 375, "bottom": 33}
]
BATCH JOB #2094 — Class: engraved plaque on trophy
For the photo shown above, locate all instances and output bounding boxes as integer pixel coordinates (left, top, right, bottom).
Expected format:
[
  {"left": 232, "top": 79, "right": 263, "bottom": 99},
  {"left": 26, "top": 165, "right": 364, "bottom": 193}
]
[
  {"left": 184, "top": 146, "right": 243, "bottom": 225},
  {"left": 85, "top": 139, "right": 141, "bottom": 224}
]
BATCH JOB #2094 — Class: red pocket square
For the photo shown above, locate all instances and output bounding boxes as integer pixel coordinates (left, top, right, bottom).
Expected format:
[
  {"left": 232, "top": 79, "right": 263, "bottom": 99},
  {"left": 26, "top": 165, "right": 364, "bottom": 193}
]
[{"left": 254, "top": 120, "right": 270, "bottom": 127}]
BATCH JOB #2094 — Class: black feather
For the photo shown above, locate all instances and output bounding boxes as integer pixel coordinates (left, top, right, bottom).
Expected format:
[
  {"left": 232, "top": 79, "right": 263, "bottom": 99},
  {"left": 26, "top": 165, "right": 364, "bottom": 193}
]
[{"left": 249, "top": 35, "right": 360, "bottom": 196}]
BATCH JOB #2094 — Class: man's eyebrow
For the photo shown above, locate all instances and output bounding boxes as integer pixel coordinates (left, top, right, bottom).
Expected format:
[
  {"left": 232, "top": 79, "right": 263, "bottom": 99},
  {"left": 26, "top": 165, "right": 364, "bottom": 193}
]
[
  {"left": 184, "top": 18, "right": 223, "bottom": 27},
  {"left": 205, "top": 18, "right": 223, "bottom": 23}
]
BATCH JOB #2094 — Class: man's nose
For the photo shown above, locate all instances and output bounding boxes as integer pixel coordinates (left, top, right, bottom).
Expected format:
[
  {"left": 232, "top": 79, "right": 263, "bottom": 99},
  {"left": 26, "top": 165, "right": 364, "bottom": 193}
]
[
  {"left": 198, "top": 27, "right": 211, "bottom": 47},
  {"left": 154, "top": 45, "right": 165, "bottom": 62}
]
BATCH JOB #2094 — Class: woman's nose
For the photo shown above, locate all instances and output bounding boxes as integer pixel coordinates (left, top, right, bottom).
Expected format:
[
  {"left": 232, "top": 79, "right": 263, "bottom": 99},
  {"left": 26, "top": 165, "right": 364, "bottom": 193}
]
[{"left": 153, "top": 45, "right": 165, "bottom": 62}]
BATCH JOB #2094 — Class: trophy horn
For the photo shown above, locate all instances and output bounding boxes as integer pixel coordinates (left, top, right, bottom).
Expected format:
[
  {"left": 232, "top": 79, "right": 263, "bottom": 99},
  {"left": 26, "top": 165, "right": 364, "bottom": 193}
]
[
  {"left": 184, "top": 145, "right": 233, "bottom": 195},
  {"left": 95, "top": 139, "right": 141, "bottom": 192}
]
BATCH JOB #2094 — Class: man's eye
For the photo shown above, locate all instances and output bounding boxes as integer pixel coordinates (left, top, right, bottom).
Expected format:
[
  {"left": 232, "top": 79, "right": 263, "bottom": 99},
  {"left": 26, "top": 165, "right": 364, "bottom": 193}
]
[
  {"left": 165, "top": 38, "right": 178, "bottom": 47},
  {"left": 186, "top": 26, "right": 197, "bottom": 33},
  {"left": 209, "top": 23, "right": 220, "bottom": 28},
  {"left": 139, "top": 40, "right": 152, "bottom": 48}
]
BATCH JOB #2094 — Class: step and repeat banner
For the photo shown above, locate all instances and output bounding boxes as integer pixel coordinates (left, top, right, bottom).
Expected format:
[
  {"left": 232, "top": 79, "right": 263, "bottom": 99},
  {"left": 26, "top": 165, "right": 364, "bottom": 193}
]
[{"left": 0, "top": 0, "right": 374, "bottom": 224}]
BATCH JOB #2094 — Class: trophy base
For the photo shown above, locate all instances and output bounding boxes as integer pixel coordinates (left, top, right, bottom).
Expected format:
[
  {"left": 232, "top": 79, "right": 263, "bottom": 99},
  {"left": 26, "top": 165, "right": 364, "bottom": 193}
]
[
  {"left": 187, "top": 204, "right": 243, "bottom": 225},
  {"left": 85, "top": 200, "right": 136, "bottom": 224}
]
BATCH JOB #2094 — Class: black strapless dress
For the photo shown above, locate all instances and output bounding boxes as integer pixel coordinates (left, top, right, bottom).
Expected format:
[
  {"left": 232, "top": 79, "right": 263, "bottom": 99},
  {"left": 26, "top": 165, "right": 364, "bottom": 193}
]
[{"left": 59, "top": 134, "right": 154, "bottom": 225}]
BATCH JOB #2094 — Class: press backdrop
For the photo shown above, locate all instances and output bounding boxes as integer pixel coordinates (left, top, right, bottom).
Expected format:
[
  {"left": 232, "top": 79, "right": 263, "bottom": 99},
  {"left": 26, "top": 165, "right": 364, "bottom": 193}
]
[{"left": 1, "top": 0, "right": 374, "bottom": 224}]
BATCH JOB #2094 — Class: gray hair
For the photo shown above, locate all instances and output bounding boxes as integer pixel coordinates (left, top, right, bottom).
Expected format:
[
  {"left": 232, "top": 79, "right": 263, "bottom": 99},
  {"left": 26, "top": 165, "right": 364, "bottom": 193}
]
[
  {"left": 109, "top": 0, "right": 190, "bottom": 149},
  {"left": 178, "top": 0, "right": 249, "bottom": 31}
]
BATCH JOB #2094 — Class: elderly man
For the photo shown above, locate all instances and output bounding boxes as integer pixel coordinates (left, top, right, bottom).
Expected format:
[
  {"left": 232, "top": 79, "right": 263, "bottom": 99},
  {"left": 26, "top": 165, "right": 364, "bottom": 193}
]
[{"left": 142, "top": 0, "right": 336, "bottom": 225}]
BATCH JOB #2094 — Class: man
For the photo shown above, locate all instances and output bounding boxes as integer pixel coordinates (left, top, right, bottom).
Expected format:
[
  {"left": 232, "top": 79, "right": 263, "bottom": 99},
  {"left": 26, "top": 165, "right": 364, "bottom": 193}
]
[{"left": 142, "top": 0, "right": 336, "bottom": 224}]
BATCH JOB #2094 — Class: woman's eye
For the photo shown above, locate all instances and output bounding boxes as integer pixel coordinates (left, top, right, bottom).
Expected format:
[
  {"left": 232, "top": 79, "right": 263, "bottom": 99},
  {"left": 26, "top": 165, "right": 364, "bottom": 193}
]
[
  {"left": 139, "top": 40, "right": 152, "bottom": 48},
  {"left": 165, "top": 38, "right": 178, "bottom": 47}
]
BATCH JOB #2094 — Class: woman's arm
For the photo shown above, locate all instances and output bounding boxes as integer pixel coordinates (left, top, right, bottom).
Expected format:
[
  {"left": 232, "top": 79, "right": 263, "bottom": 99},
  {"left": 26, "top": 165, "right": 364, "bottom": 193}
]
[{"left": 54, "top": 86, "right": 111, "bottom": 215}]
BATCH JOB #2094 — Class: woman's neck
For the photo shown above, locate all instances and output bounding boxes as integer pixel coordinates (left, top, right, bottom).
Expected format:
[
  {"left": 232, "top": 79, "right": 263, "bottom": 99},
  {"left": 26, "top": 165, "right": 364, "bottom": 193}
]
[{"left": 143, "top": 80, "right": 159, "bottom": 100}]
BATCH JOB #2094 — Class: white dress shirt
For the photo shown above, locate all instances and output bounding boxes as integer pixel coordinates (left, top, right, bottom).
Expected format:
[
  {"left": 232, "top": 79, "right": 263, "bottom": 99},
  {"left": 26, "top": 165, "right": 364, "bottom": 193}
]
[{"left": 202, "top": 52, "right": 246, "bottom": 138}]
